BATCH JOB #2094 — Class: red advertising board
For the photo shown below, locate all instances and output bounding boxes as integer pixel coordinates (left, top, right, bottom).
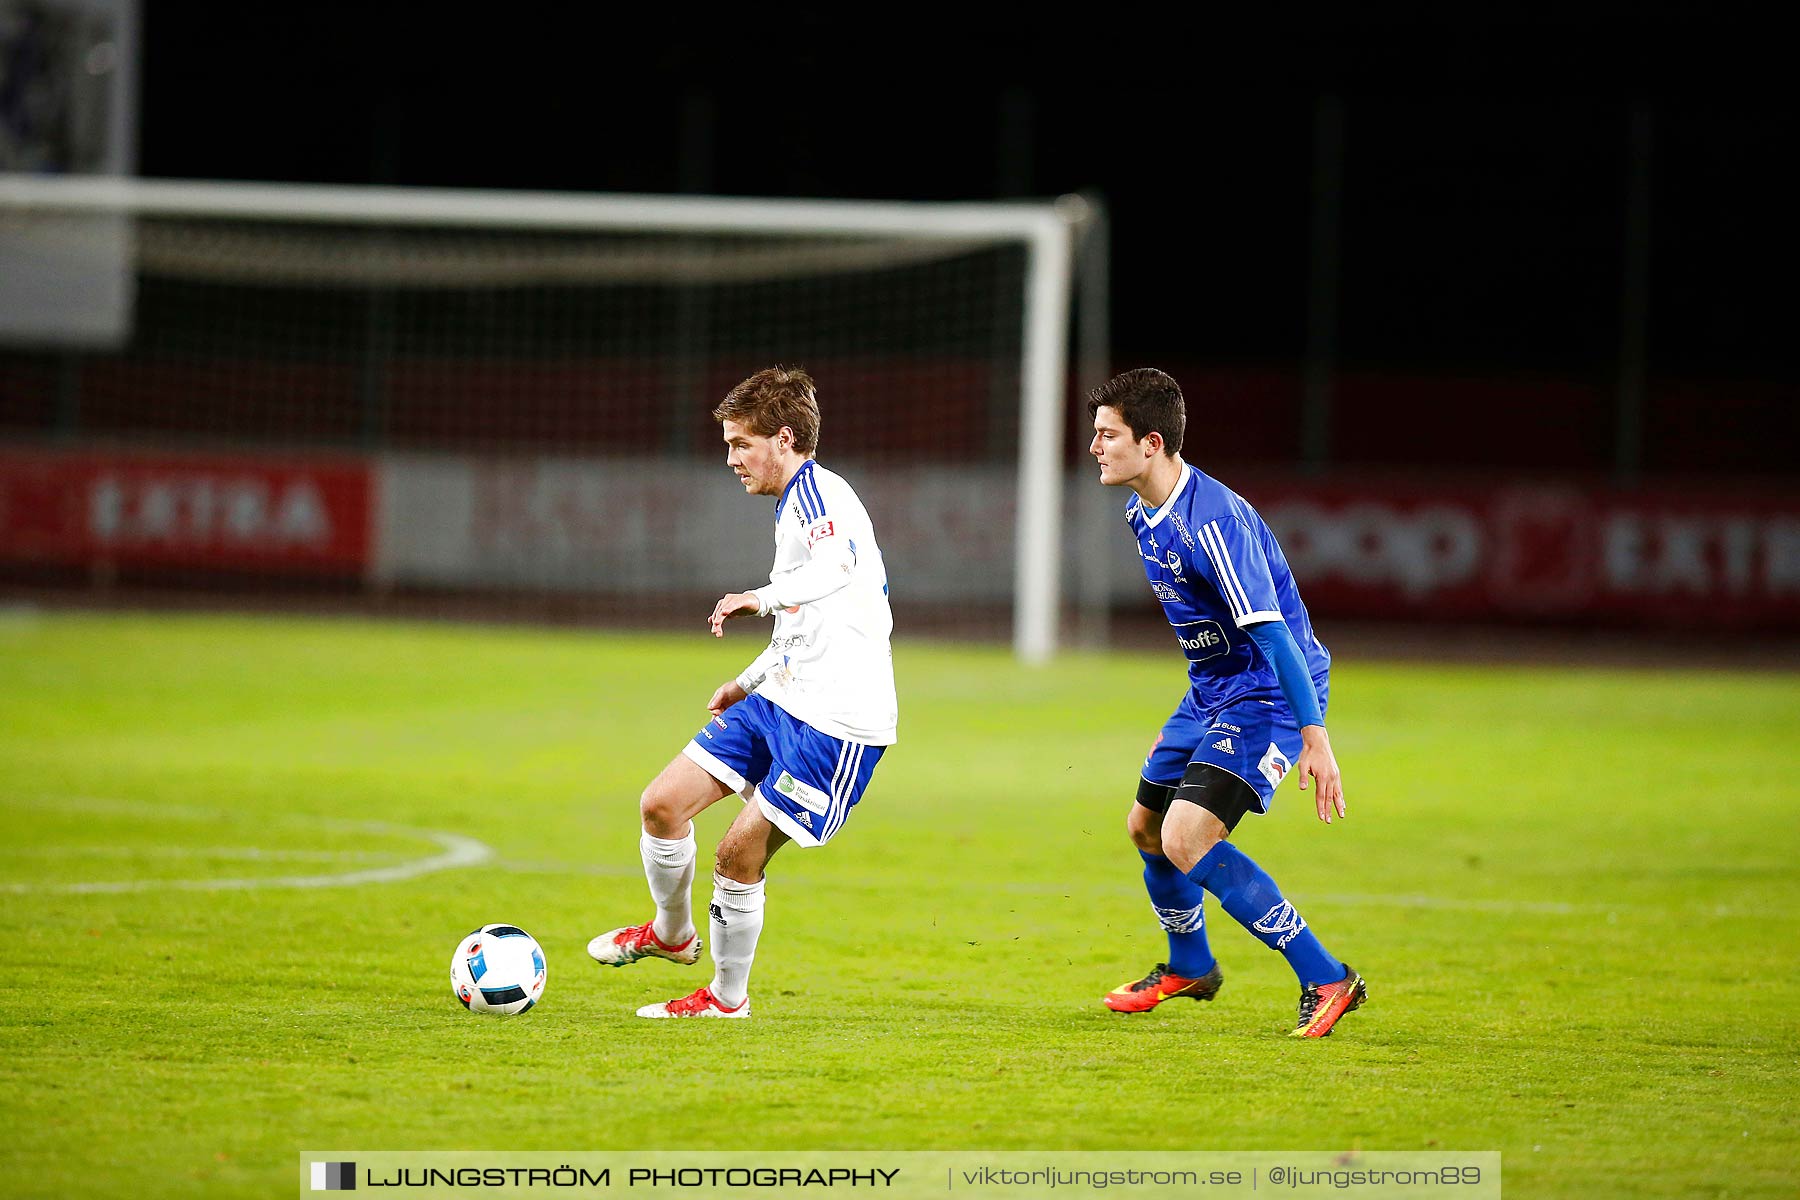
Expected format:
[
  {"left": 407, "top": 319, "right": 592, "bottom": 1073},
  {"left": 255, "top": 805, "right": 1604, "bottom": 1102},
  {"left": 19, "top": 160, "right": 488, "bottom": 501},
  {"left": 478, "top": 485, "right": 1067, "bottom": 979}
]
[
  {"left": 3, "top": 444, "right": 1795, "bottom": 628},
  {"left": 1244, "top": 478, "right": 1800, "bottom": 628},
  {"left": 0, "top": 447, "right": 373, "bottom": 576}
]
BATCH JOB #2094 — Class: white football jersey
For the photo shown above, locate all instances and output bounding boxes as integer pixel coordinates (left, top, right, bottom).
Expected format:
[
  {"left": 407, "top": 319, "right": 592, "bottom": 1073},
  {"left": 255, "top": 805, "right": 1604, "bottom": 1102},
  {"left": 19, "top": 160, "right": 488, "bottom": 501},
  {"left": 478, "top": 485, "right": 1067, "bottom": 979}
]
[{"left": 735, "top": 459, "right": 898, "bottom": 745}]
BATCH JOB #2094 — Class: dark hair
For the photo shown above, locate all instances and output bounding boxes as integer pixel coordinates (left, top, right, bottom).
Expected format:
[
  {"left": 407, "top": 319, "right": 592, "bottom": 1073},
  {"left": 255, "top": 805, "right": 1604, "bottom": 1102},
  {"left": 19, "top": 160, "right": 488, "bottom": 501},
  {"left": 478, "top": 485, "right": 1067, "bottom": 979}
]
[
  {"left": 1086, "top": 368, "right": 1185, "bottom": 457},
  {"left": 713, "top": 366, "right": 821, "bottom": 453}
]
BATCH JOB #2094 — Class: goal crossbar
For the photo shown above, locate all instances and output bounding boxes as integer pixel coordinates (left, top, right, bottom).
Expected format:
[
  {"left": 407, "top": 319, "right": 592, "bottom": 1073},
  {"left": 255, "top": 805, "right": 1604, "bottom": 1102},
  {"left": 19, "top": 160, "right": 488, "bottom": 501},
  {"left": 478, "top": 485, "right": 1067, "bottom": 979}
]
[
  {"left": 0, "top": 175, "right": 1068, "bottom": 240},
  {"left": 0, "top": 174, "right": 1077, "bottom": 662}
]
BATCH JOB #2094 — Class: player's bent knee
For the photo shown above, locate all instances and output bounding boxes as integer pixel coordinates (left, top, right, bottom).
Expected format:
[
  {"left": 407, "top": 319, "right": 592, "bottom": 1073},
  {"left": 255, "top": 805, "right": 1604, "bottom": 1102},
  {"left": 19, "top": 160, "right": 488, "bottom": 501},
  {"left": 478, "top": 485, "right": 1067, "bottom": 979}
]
[
  {"left": 1129, "top": 779, "right": 1173, "bottom": 855},
  {"left": 1126, "top": 813, "right": 1163, "bottom": 856},
  {"left": 639, "top": 783, "right": 689, "bottom": 837},
  {"left": 1160, "top": 824, "right": 1224, "bottom": 874},
  {"left": 1130, "top": 830, "right": 1163, "bottom": 856},
  {"left": 713, "top": 844, "right": 765, "bottom": 886}
]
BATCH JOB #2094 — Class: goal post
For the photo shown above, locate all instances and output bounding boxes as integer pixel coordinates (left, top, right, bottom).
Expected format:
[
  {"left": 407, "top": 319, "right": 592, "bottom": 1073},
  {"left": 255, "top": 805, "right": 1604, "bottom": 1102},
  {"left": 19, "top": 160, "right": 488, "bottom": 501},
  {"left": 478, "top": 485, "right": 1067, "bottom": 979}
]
[{"left": 0, "top": 175, "right": 1081, "bottom": 660}]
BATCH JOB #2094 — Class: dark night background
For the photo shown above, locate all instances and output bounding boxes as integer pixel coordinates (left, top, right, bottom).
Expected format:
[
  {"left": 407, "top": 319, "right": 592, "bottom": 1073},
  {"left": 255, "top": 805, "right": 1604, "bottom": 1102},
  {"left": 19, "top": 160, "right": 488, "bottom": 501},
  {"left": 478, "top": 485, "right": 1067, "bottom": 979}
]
[{"left": 123, "top": 12, "right": 1795, "bottom": 480}]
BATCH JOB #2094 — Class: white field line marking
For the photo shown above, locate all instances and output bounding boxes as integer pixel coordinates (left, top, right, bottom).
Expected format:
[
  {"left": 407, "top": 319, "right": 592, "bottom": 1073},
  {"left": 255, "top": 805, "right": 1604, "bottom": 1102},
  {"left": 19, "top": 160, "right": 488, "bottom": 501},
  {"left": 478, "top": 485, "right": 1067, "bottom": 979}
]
[
  {"left": 4, "top": 829, "right": 491, "bottom": 894},
  {"left": 1303, "top": 892, "right": 1775, "bottom": 922},
  {"left": 492, "top": 859, "right": 639, "bottom": 878},
  {"left": 997, "top": 879, "right": 1592, "bottom": 913},
  {"left": 1293, "top": 892, "right": 1769, "bottom": 920},
  {"left": 2, "top": 798, "right": 494, "bottom": 894},
  {"left": 1001, "top": 880, "right": 1762, "bottom": 919},
  {"left": 1303, "top": 891, "right": 1597, "bottom": 915},
  {"left": 3, "top": 846, "right": 411, "bottom": 862}
]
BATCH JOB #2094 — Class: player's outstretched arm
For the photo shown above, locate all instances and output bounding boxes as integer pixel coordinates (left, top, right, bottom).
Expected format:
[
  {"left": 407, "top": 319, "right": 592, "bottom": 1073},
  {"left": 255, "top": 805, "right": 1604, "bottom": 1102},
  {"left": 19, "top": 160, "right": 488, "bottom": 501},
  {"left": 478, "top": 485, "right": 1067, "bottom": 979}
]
[
  {"left": 1295, "top": 725, "right": 1346, "bottom": 824},
  {"left": 1243, "top": 618, "right": 1343, "bottom": 824},
  {"left": 708, "top": 592, "right": 761, "bottom": 636}
]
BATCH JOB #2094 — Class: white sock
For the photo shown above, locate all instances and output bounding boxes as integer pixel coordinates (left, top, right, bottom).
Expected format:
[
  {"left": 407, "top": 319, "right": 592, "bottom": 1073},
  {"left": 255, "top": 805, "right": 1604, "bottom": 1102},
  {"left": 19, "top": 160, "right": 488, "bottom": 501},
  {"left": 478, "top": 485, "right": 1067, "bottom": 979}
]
[
  {"left": 707, "top": 871, "right": 765, "bottom": 1009},
  {"left": 640, "top": 829, "right": 696, "bottom": 947}
]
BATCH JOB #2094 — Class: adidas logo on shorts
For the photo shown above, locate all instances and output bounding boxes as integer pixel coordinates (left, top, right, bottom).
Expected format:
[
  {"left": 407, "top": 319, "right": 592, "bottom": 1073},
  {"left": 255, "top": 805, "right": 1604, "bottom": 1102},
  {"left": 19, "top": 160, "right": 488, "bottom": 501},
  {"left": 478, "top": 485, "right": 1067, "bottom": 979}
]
[{"left": 1211, "top": 736, "right": 1235, "bottom": 753}]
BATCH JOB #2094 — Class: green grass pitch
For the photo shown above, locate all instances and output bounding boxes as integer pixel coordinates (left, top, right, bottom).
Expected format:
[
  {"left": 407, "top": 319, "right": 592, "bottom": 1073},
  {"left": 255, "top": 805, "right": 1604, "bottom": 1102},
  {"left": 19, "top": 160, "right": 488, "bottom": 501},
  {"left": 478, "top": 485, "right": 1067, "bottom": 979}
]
[{"left": 2, "top": 611, "right": 1797, "bottom": 1198}]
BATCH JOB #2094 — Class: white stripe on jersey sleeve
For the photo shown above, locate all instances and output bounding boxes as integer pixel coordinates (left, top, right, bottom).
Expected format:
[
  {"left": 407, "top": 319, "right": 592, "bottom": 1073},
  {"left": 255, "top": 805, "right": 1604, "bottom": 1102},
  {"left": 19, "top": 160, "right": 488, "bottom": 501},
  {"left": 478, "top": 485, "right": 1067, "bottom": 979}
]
[
  {"left": 1205, "top": 521, "right": 1258, "bottom": 615},
  {"left": 1194, "top": 524, "right": 1238, "bottom": 616},
  {"left": 1198, "top": 520, "right": 1253, "bottom": 619}
]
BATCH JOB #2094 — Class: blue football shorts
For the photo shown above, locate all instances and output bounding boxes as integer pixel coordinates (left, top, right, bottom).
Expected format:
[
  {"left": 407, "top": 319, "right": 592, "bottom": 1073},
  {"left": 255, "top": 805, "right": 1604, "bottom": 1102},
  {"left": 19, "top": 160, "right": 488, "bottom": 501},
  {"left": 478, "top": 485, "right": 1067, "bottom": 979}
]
[
  {"left": 683, "top": 693, "right": 884, "bottom": 848},
  {"left": 1141, "top": 681, "right": 1329, "bottom": 814}
]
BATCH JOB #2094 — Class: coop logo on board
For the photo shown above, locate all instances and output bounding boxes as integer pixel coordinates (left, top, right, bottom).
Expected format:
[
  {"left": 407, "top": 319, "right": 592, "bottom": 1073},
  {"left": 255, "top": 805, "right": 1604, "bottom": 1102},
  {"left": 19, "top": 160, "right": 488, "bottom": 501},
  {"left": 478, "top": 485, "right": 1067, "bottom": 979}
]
[{"left": 1267, "top": 501, "right": 1482, "bottom": 598}]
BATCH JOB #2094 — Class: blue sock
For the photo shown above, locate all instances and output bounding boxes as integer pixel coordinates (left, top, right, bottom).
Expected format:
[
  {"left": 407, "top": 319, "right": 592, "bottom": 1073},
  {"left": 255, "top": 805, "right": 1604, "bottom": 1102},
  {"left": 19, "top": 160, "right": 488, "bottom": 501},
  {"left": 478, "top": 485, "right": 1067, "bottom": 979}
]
[
  {"left": 1140, "top": 850, "right": 1216, "bottom": 978},
  {"left": 1187, "top": 842, "right": 1344, "bottom": 987}
]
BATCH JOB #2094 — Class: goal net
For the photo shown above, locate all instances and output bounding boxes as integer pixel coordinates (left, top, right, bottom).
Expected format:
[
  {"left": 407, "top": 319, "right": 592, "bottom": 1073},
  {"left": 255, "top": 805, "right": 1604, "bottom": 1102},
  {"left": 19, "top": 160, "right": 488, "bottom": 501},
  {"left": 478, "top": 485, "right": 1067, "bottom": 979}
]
[{"left": 0, "top": 178, "right": 1078, "bottom": 658}]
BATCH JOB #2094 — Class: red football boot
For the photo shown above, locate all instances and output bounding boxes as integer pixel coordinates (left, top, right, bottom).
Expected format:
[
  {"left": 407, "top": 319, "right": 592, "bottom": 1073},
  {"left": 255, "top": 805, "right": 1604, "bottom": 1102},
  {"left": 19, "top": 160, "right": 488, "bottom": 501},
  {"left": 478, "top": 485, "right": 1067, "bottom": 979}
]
[
  {"left": 1103, "top": 962, "right": 1224, "bottom": 1012},
  {"left": 1291, "top": 968, "right": 1367, "bottom": 1037},
  {"left": 586, "top": 921, "right": 701, "bottom": 967}
]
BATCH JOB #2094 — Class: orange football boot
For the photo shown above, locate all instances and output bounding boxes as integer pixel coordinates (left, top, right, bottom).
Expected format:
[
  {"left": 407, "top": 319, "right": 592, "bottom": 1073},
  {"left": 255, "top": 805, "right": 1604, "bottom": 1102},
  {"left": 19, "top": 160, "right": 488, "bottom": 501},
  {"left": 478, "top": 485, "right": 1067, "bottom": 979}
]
[
  {"left": 1291, "top": 967, "right": 1367, "bottom": 1037},
  {"left": 1103, "top": 962, "right": 1224, "bottom": 1012}
]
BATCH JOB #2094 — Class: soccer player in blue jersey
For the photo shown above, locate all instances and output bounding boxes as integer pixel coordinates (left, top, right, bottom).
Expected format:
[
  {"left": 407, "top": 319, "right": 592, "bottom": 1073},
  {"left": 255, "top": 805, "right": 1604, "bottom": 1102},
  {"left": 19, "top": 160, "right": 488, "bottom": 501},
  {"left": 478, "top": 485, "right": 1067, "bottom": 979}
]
[{"left": 1088, "top": 368, "right": 1366, "bottom": 1038}]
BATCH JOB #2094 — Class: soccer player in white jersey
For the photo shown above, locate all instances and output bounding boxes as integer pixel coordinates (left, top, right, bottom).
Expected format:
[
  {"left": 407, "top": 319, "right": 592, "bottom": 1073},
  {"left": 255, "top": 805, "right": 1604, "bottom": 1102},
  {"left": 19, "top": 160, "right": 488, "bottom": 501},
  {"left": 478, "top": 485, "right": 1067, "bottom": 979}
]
[
  {"left": 1089, "top": 368, "right": 1366, "bottom": 1038},
  {"left": 588, "top": 367, "right": 898, "bottom": 1018}
]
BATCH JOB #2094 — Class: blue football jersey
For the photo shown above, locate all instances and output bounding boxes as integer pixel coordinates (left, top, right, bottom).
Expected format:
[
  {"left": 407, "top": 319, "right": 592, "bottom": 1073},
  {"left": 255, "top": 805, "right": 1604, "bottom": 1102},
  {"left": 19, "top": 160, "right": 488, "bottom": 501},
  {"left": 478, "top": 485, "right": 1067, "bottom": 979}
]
[{"left": 1127, "top": 462, "right": 1331, "bottom": 713}]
